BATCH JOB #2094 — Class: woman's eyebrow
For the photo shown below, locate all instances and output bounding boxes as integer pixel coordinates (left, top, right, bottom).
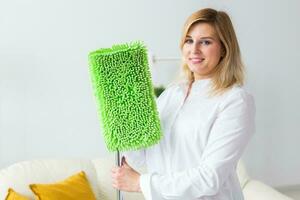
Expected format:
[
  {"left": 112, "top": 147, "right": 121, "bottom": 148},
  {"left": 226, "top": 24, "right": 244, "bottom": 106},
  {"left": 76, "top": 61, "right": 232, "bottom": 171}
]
[
  {"left": 200, "top": 37, "right": 215, "bottom": 40},
  {"left": 186, "top": 35, "right": 215, "bottom": 40}
]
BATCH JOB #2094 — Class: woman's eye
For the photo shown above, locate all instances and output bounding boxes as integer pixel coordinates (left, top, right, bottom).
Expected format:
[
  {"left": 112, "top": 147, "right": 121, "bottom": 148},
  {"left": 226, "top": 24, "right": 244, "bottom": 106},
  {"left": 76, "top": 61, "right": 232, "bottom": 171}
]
[
  {"left": 185, "top": 39, "right": 193, "bottom": 44},
  {"left": 200, "top": 40, "right": 211, "bottom": 45}
]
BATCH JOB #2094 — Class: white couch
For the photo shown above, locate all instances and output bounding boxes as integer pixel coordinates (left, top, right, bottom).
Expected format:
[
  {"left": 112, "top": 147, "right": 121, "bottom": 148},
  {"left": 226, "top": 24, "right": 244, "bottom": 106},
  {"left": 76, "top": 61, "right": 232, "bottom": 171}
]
[{"left": 0, "top": 156, "right": 293, "bottom": 200}]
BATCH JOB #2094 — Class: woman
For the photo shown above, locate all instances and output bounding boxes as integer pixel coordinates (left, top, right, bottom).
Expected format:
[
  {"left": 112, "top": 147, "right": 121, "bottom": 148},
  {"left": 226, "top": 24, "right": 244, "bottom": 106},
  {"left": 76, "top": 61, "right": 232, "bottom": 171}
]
[{"left": 111, "top": 8, "right": 255, "bottom": 200}]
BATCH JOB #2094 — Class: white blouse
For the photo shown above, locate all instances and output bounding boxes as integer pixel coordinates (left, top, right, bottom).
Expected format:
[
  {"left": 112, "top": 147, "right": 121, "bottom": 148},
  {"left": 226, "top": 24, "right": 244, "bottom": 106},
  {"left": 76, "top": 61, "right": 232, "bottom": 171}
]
[{"left": 123, "top": 78, "right": 255, "bottom": 200}]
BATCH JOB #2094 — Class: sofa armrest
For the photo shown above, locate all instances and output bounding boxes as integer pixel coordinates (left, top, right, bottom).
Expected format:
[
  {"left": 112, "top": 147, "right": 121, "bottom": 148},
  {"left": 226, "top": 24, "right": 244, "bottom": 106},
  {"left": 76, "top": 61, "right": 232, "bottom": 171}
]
[{"left": 243, "top": 180, "right": 293, "bottom": 200}]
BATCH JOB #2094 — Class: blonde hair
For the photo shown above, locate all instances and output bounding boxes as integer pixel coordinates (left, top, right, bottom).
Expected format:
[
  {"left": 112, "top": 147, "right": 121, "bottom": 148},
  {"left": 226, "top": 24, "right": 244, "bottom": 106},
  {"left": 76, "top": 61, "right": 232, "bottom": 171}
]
[{"left": 179, "top": 8, "right": 245, "bottom": 96}]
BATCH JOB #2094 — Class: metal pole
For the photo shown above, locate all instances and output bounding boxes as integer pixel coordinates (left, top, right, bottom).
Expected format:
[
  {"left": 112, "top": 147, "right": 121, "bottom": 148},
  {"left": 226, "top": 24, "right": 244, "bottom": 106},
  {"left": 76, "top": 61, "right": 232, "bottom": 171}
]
[{"left": 116, "top": 151, "right": 123, "bottom": 200}]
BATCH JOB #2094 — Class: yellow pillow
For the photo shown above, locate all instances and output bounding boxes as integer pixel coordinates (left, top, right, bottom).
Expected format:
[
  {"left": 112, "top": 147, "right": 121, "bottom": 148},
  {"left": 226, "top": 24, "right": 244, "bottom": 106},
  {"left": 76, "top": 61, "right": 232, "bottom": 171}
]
[
  {"left": 30, "top": 171, "right": 96, "bottom": 200},
  {"left": 5, "top": 188, "right": 30, "bottom": 200}
]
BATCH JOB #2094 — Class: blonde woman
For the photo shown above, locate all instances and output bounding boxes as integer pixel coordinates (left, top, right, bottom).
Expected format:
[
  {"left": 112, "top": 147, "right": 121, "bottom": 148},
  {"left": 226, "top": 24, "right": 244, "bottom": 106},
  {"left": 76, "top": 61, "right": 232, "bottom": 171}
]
[{"left": 111, "top": 8, "right": 255, "bottom": 200}]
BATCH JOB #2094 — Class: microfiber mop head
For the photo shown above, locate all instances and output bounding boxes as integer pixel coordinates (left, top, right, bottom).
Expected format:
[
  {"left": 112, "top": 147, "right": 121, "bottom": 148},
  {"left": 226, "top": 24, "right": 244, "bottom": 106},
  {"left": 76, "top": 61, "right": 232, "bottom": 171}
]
[{"left": 88, "top": 41, "right": 162, "bottom": 152}]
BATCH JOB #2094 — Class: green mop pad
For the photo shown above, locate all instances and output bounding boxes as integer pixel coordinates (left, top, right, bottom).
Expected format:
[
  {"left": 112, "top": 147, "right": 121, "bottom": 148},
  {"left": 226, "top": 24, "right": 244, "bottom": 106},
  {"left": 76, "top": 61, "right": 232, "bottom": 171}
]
[{"left": 88, "top": 41, "right": 162, "bottom": 152}]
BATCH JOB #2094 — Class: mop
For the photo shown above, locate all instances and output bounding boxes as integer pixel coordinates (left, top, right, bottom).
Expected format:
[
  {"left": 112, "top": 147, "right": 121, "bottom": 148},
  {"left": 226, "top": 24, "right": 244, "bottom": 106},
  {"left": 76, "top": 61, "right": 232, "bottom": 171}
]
[{"left": 88, "top": 41, "right": 162, "bottom": 200}]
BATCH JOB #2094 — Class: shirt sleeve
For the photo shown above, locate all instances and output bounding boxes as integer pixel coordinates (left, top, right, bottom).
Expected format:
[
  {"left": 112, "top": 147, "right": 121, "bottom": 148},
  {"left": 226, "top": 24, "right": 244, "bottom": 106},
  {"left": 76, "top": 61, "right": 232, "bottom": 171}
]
[
  {"left": 122, "top": 149, "right": 146, "bottom": 170},
  {"left": 139, "top": 89, "right": 256, "bottom": 200}
]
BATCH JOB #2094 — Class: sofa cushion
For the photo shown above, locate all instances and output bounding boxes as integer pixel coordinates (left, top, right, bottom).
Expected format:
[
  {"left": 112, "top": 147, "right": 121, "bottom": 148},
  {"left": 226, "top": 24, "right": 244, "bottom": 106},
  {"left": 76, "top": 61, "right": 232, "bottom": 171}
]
[
  {"left": 237, "top": 160, "right": 251, "bottom": 189},
  {"left": 30, "top": 171, "right": 96, "bottom": 200},
  {"left": 243, "top": 180, "right": 293, "bottom": 200},
  {"left": 0, "top": 160, "right": 101, "bottom": 200}
]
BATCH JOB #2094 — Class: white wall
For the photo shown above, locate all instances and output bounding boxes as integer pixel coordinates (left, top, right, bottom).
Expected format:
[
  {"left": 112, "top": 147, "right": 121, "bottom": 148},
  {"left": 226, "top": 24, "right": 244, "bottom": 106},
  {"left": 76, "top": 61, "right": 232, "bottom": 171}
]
[{"left": 0, "top": 0, "right": 299, "bottom": 188}]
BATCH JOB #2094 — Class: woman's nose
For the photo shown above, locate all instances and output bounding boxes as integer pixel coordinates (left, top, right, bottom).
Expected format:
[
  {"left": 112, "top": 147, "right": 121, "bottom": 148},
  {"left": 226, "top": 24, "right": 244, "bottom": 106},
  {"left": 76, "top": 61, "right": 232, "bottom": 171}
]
[{"left": 191, "top": 43, "right": 201, "bottom": 54}]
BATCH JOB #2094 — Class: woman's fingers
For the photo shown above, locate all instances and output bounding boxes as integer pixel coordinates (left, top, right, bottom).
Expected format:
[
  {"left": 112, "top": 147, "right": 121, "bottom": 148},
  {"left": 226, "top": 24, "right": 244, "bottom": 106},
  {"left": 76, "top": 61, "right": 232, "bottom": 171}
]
[
  {"left": 112, "top": 183, "right": 119, "bottom": 189},
  {"left": 111, "top": 166, "right": 122, "bottom": 173},
  {"left": 112, "top": 177, "right": 122, "bottom": 190},
  {"left": 111, "top": 167, "right": 125, "bottom": 180},
  {"left": 111, "top": 164, "right": 141, "bottom": 192}
]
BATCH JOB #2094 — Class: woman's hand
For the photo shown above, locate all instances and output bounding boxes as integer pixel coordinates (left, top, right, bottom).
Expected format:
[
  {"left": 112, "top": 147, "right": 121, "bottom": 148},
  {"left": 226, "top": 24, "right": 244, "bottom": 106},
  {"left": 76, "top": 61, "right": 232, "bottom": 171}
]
[{"left": 111, "top": 157, "right": 141, "bottom": 192}]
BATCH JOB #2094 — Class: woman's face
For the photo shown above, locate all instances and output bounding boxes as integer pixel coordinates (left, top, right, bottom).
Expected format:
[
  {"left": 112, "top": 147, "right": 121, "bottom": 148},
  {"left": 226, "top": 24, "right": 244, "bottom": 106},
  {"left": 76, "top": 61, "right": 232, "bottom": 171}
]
[{"left": 182, "top": 22, "right": 223, "bottom": 80}]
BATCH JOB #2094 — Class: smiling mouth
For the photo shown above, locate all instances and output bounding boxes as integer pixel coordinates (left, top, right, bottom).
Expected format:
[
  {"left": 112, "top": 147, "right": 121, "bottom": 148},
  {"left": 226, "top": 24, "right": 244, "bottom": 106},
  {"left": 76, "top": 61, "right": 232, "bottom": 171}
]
[{"left": 190, "top": 58, "right": 205, "bottom": 64}]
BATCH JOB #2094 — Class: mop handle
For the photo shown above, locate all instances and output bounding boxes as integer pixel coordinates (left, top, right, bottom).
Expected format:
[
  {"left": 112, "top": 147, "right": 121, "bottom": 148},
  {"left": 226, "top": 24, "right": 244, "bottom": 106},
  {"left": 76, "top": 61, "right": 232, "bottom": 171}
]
[{"left": 116, "top": 151, "right": 124, "bottom": 200}]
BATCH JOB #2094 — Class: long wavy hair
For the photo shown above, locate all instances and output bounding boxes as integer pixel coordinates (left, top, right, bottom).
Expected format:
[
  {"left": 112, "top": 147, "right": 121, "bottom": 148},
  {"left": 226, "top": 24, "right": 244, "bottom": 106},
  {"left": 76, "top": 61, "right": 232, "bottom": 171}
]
[{"left": 179, "top": 8, "right": 245, "bottom": 96}]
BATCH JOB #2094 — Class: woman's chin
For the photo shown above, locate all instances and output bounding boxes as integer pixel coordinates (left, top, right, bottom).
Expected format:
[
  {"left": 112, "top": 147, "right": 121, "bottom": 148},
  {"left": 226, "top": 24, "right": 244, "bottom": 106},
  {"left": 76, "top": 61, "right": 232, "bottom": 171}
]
[{"left": 189, "top": 67, "right": 208, "bottom": 75}]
